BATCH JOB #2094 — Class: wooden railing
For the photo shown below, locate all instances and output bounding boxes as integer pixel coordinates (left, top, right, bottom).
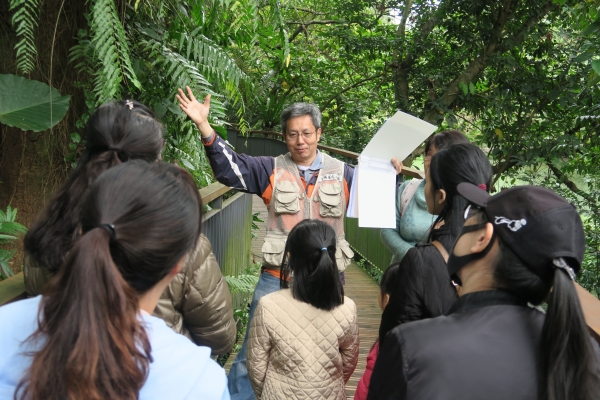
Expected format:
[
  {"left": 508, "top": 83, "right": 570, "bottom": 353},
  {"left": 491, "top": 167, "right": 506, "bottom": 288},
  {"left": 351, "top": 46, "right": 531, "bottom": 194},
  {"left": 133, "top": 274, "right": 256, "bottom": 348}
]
[{"left": 0, "top": 184, "right": 252, "bottom": 308}]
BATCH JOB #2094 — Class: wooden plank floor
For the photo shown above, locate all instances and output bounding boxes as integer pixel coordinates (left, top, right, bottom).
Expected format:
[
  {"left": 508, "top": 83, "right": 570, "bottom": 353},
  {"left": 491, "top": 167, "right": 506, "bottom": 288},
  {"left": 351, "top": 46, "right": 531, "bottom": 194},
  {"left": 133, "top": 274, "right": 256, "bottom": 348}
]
[{"left": 226, "top": 196, "right": 382, "bottom": 399}]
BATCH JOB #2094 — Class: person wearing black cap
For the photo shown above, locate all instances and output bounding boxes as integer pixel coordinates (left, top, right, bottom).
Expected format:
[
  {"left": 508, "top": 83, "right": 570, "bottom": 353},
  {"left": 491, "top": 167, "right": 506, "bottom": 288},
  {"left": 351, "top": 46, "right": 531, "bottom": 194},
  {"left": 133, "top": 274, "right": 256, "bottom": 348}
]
[{"left": 367, "top": 184, "right": 600, "bottom": 400}]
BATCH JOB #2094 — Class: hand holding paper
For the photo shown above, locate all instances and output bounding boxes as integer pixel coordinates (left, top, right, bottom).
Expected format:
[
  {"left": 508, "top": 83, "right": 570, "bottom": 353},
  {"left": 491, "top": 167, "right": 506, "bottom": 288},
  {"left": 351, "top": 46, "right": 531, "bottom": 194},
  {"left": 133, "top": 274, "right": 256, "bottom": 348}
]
[{"left": 347, "top": 111, "right": 437, "bottom": 228}]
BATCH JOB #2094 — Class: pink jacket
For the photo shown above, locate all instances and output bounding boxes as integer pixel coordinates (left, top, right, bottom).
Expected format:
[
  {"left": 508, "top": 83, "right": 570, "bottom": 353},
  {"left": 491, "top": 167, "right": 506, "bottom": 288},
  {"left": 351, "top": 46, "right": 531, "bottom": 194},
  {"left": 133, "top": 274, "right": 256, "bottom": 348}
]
[{"left": 354, "top": 341, "right": 379, "bottom": 400}]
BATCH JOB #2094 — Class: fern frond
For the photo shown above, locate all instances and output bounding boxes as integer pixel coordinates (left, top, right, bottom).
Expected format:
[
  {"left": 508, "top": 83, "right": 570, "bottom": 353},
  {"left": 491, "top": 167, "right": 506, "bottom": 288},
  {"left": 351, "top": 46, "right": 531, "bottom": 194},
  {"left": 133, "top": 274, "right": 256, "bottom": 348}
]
[
  {"left": 141, "top": 38, "right": 226, "bottom": 121},
  {"left": 9, "top": 0, "right": 39, "bottom": 74},
  {"left": 0, "top": 249, "right": 17, "bottom": 279},
  {"left": 225, "top": 274, "right": 259, "bottom": 295},
  {"left": 89, "top": 0, "right": 141, "bottom": 104},
  {"left": 181, "top": 28, "right": 248, "bottom": 88}
]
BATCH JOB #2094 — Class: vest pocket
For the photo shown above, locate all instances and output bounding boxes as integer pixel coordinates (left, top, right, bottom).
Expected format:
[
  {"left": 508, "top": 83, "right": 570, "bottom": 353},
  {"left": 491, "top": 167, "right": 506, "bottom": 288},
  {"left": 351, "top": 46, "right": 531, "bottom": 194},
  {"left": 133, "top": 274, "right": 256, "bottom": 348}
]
[
  {"left": 318, "top": 183, "right": 343, "bottom": 217},
  {"left": 262, "top": 239, "right": 286, "bottom": 267},
  {"left": 335, "top": 241, "right": 354, "bottom": 271},
  {"left": 274, "top": 181, "right": 300, "bottom": 214}
]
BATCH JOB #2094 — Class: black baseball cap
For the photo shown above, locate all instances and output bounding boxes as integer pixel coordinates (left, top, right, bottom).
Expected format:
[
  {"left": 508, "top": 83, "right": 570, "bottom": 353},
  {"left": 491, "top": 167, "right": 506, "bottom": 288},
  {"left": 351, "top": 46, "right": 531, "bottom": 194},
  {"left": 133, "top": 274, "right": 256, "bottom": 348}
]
[{"left": 456, "top": 183, "right": 585, "bottom": 277}]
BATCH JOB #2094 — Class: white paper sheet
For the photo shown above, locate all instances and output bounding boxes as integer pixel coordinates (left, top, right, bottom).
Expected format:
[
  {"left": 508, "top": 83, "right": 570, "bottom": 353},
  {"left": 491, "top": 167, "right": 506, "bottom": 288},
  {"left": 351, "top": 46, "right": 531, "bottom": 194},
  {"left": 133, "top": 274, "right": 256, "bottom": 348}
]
[
  {"left": 346, "top": 111, "right": 436, "bottom": 228},
  {"left": 357, "top": 155, "right": 396, "bottom": 228}
]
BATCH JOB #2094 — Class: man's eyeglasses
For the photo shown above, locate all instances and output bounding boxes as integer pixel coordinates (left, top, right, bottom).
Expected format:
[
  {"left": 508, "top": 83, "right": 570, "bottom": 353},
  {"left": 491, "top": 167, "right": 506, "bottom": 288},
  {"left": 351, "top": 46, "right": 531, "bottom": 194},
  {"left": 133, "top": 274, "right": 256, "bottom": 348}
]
[{"left": 285, "top": 132, "right": 316, "bottom": 141}]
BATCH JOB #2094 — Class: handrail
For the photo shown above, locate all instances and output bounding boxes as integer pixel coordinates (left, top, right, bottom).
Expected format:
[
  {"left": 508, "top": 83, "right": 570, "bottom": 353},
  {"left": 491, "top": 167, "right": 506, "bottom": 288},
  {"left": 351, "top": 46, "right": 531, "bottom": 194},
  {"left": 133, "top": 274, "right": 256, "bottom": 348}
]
[
  {"left": 200, "top": 182, "right": 233, "bottom": 204},
  {"left": 235, "top": 128, "right": 425, "bottom": 179}
]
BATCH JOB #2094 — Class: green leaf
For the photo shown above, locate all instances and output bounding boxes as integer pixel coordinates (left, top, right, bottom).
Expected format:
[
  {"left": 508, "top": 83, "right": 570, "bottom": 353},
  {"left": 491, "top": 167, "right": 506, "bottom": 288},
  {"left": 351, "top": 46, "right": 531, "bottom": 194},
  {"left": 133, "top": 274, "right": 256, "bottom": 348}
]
[
  {"left": 592, "top": 60, "right": 600, "bottom": 75},
  {"left": 459, "top": 81, "right": 468, "bottom": 95},
  {"left": 574, "top": 51, "right": 593, "bottom": 63},
  {"left": 181, "top": 158, "right": 196, "bottom": 170},
  {"left": 0, "top": 74, "right": 70, "bottom": 132},
  {"left": 469, "top": 82, "right": 476, "bottom": 94},
  {"left": 213, "top": 125, "right": 228, "bottom": 139}
]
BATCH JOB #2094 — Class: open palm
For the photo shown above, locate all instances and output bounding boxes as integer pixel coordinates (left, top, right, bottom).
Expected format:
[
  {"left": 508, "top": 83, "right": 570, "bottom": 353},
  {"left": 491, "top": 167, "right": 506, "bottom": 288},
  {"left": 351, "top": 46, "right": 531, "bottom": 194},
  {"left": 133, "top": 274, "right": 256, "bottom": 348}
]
[{"left": 176, "top": 86, "right": 211, "bottom": 127}]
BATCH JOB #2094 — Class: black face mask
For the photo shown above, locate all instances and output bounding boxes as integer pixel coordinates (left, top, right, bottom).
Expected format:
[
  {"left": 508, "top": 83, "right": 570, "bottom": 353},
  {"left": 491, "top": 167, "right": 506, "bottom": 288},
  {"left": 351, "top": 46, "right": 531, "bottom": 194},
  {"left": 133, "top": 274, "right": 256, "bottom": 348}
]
[{"left": 447, "top": 222, "right": 496, "bottom": 281}]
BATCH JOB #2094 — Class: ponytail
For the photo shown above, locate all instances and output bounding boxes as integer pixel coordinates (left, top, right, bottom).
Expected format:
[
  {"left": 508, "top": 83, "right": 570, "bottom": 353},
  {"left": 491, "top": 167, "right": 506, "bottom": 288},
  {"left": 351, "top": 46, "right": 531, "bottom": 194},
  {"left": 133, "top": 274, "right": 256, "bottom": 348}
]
[
  {"left": 494, "top": 237, "right": 600, "bottom": 400},
  {"left": 16, "top": 228, "right": 151, "bottom": 400},
  {"left": 281, "top": 220, "right": 344, "bottom": 311},
  {"left": 540, "top": 270, "right": 600, "bottom": 400}
]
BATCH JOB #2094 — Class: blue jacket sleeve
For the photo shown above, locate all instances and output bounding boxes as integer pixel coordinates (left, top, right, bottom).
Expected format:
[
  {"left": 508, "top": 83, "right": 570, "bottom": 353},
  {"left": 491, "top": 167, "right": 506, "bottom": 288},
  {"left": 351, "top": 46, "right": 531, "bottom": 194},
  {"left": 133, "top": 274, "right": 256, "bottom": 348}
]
[
  {"left": 381, "top": 182, "right": 415, "bottom": 263},
  {"left": 203, "top": 134, "right": 274, "bottom": 196}
]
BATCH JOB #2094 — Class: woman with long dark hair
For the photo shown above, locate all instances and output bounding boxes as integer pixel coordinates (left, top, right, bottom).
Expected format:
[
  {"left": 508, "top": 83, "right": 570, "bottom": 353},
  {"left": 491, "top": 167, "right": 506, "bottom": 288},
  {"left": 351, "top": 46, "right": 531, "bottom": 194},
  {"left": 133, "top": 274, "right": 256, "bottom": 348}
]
[
  {"left": 0, "top": 162, "right": 229, "bottom": 400},
  {"left": 23, "top": 100, "right": 236, "bottom": 355},
  {"left": 378, "top": 143, "right": 493, "bottom": 344},
  {"left": 368, "top": 184, "right": 600, "bottom": 399},
  {"left": 246, "top": 219, "right": 359, "bottom": 399}
]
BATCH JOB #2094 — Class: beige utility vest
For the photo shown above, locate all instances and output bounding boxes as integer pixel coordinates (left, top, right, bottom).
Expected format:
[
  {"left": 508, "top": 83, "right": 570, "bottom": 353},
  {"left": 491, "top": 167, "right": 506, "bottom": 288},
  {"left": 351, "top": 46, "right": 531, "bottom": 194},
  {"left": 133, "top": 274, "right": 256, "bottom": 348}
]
[{"left": 262, "top": 153, "right": 354, "bottom": 271}]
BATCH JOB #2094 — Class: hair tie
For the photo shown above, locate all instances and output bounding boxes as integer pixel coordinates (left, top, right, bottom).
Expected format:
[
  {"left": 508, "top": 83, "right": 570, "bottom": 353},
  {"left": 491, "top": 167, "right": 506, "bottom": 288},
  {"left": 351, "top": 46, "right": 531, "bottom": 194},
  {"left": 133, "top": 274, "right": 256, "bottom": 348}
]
[
  {"left": 125, "top": 100, "right": 134, "bottom": 110},
  {"left": 552, "top": 257, "right": 575, "bottom": 281},
  {"left": 98, "top": 224, "right": 116, "bottom": 241},
  {"left": 321, "top": 247, "right": 327, "bottom": 251},
  {"left": 477, "top": 184, "right": 487, "bottom": 191},
  {"left": 107, "top": 146, "right": 122, "bottom": 154}
]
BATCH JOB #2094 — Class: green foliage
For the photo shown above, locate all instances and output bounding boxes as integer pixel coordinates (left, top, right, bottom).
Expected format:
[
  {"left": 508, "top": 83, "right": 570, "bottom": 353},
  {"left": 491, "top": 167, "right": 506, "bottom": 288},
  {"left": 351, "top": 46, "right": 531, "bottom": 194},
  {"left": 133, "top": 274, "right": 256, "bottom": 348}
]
[
  {"left": 88, "top": 0, "right": 141, "bottom": 104},
  {"left": 225, "top": 274, "right": 260, "bottom": 295},
  {"left": 356, "top": 257, "right": 383, "bottom": 284},
  {"left": 251, "top": 212, "right": 263, "bottom": 239},
  {"left": 0, "top": 206, "right": 27, "bottom": 280},
  {"left": 9, "top": 0, "right": 39, "bottom": 74},
  {"left": 0, "top": 74, "right": 71, "bottom": 132}
]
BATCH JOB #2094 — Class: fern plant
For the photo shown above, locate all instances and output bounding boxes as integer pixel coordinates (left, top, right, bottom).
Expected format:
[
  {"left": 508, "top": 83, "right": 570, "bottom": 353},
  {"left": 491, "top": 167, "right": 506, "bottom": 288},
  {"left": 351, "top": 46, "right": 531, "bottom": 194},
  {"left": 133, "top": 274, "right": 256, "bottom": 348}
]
[
  {"left": 225, "top": 274, "right": 260, "bottom": 296},
  {"left": 0, "top": 206, "right": 27, "bottom": 280},
  {"left": 9, "top": 0, "right": 39, "bottom": 74},
  {"left": 88, "top": 0, "right": 141, "bottom": 104}
]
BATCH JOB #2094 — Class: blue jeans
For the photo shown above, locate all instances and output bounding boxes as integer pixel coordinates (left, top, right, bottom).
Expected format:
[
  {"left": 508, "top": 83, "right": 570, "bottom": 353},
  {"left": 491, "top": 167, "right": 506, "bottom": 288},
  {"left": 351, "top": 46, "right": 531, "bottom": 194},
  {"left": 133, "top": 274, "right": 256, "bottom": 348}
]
[{"left": 227, "top": 271, "right": 281, "bottom": 400}]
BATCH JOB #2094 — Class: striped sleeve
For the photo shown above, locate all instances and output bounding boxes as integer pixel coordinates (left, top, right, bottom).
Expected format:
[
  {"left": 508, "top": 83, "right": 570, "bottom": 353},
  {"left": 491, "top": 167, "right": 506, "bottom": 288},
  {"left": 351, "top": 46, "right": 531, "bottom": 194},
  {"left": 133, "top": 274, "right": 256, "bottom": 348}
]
[{"left": 203, "top": 134, "right": 274, "bottom": 197}]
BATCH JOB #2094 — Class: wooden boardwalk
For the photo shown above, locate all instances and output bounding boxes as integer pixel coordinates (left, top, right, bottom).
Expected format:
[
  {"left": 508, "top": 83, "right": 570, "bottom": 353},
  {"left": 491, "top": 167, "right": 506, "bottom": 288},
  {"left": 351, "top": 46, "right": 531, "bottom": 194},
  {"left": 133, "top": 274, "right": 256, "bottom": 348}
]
[{"left": 227, "top": 196, "right": 382, "bottom": 399}]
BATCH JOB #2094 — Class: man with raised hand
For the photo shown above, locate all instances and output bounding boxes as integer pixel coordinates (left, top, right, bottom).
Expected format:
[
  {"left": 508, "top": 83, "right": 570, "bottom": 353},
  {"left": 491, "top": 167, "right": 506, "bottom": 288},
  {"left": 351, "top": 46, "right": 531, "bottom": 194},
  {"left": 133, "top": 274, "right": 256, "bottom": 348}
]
[{"left": 177, "top": 87, "right": 399, "bottom": 400}]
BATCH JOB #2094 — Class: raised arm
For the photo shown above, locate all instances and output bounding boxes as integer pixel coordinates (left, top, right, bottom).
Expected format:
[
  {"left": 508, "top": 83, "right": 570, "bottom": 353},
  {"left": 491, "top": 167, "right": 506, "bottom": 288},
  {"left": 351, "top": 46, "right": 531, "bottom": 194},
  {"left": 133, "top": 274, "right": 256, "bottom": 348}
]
[{"left": 177, "top": 87, "right": 273, "bottom": 196}]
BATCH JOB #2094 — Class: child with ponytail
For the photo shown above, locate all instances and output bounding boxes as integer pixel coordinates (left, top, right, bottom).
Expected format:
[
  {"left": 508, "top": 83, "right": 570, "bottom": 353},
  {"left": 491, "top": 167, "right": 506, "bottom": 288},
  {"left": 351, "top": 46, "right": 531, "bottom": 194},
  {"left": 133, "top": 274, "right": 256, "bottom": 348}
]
[
  {"left": 0, "top": 161, "right": 229, "bottom": 400},
  {"left": 246, "top": 219, "right": 359, "bottom": 400}
]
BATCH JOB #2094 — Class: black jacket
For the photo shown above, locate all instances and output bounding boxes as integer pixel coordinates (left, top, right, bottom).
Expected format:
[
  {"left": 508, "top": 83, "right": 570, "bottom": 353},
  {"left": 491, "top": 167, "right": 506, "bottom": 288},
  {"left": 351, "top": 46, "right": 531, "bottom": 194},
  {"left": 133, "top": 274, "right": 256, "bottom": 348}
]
[
  {"left": 378, "top": 225, "right": 458, "bottom": 345},
  {"left": 368, "top": 290, "right": 547, "bottom": 400}
]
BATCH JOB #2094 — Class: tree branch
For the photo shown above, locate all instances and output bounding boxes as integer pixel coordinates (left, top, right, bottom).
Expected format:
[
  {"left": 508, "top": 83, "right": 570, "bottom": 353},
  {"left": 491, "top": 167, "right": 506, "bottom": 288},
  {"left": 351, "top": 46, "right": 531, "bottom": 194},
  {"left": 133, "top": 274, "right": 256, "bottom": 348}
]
[
  {"left": 423, "top": 0, "right": 559, "bottom": 125},
  {"left": 320, "top": 72, "right": 385, "bottom": 113},
  {"left": 287, "top": 20, "right": 344, "bottom": 25},
  {"left": 546, "top": 159, "right": 598, "bottom": 207}
]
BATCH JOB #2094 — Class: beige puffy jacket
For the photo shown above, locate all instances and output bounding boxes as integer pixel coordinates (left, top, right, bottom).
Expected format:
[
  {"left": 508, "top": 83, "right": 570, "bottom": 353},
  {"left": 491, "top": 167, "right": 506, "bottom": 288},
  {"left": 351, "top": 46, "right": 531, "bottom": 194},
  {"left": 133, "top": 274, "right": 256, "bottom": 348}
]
[
  {"left": 24, "top": 234, "right": 236, "bottom": 356},
  {"left": 153, "top": 234, "right": 236, "bottom": 355},
  {"left": 247, "top": 289, "right": 359, "bottom": 400}
]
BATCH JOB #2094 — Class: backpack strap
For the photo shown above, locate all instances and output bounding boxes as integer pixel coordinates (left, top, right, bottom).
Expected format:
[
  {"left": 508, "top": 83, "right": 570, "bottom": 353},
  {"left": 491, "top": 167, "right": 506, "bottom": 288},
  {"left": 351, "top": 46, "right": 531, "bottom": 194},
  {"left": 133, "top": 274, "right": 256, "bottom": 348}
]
[{"left": 400, "top": 179, "right": 422, "bottom": 216}]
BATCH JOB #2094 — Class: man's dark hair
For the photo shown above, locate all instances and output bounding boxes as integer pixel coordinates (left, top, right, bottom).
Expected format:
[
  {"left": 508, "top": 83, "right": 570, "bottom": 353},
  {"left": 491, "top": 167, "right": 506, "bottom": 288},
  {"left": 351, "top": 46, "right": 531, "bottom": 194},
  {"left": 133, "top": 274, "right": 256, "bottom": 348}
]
[{"left": 280, "top": 103, "right": 322, "bottom": 133}]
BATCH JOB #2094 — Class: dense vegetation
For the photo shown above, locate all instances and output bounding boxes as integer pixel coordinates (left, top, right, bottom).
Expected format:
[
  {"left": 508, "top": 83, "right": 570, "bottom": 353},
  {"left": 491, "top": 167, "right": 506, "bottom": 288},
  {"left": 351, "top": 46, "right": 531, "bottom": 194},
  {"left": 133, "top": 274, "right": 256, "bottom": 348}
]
[{"left": 1, "top": 0, "right": 599, "bottom": 292}]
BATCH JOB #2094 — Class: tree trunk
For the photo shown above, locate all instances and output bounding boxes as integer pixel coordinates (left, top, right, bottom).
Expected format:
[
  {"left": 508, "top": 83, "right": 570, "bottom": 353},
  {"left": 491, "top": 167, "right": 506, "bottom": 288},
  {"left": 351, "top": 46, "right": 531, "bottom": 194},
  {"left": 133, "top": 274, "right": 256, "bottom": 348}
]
[{"left": 0, "top": 0, "right": 88, "bottom": 273}]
